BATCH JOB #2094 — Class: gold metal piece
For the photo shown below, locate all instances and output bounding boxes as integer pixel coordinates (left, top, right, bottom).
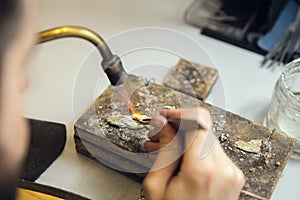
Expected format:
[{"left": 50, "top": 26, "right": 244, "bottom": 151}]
[{"left": 132, "top": 114, "right": 152, "bottom": 124}]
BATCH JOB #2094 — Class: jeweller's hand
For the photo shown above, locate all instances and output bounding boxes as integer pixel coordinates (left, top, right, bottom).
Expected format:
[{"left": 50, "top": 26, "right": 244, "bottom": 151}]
[{"left": 143, "top": 108, "right": 245, "bottom": 200}]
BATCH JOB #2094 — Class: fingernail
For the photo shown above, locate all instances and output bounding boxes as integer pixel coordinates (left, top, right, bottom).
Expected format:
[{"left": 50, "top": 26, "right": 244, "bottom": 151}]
[
  {"left": 148, "top": 115, "right": 166, "bottom": 137},
  {"left": 161, "top": 109, "right": 170, "bottom": 117},
  {"left": 149, "top": 126, "right": 159, "bottom": 138},
  {"left": 150, "top": 115, "right": 166, "bottom": 128},
  {"left": 149, "top": 126, "right": 162, "bottom": 138}
]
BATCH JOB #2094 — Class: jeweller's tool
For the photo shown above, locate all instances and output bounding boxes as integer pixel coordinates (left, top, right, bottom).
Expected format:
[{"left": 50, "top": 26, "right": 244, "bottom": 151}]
[
  {"left": 166, "top": 116, "right": 207, "bottom": 131},
  {"left": 38, "top": 26, "right": 127, "bottom": 85},
  {"left": 261, "top": 6, "right": 300, "bottom": 67},
  {"left": 133, "top": 114, "right": 207, "bottom": 131}
]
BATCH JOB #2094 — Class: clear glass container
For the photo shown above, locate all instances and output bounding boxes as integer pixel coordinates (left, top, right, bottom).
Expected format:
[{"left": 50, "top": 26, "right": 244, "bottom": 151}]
[{"left": 266, "top": 58, "right": 300, "bottom": 159}]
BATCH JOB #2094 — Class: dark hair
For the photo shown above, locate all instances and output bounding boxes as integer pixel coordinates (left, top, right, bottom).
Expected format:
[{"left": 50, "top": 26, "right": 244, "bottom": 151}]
[
  {"left": 0, "top": 172, "right": 18, "bottom": 200},
  {"left": 0, "top": 0, "right": 22, "bottom": 61},
  {"left": 0, "top": 0, "right": 23, "bottom": 199}
]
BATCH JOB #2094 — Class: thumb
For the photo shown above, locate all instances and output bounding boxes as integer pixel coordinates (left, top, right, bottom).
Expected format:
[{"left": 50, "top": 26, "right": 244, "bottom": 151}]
[{"left": 143, "top": 115, "right": 182, "bottom": 200}]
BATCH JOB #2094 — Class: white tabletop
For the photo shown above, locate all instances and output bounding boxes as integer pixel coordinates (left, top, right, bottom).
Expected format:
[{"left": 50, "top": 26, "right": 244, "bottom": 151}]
[{"left": 23, "top": 0, "right": 300, "bottom": 199}]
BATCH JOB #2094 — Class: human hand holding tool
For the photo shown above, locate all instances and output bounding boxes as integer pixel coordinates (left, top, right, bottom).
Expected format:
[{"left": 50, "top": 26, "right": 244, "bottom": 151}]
[{"left": 143, "top": 108, "right": 245, "bottom": 200}]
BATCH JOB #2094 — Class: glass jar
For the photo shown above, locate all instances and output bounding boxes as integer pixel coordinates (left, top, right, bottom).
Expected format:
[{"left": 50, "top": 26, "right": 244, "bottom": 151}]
[{"left": 266, "top": 58, "right": 300, "bottom": 159}]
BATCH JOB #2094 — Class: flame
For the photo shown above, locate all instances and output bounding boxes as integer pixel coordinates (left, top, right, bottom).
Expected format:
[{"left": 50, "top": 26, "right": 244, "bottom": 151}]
[
  {"left": 128, "top": 97, "right": 151, "bottom": 124},
  {"left": 129, "top": 100, "right": 137, "bottom": 114},
  {"left": 130, "top": 103, "right": 142, "bottom": 119},
  {"left": 118, "top": 90, "right": 151, "bottom": 124}
]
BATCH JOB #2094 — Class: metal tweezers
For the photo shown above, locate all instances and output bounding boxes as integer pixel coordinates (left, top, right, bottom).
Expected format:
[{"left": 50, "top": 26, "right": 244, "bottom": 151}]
[
  {"left": 166, "top": 116, "right": 207, "bottom": 131},
  {"left": 135, "top": 114, "right": 207, "bottom": 131}
]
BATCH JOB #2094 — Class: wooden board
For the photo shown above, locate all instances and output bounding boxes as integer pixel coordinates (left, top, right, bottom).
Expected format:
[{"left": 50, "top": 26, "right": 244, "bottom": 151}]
[{"left": 74, "top": 74, "right": 295, "bottom": 200}]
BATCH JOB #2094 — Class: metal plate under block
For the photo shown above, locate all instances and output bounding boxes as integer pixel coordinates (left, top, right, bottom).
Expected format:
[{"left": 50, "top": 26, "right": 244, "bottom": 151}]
[{"left": 74, "top": 74, "right": 294, "bottom": 200}]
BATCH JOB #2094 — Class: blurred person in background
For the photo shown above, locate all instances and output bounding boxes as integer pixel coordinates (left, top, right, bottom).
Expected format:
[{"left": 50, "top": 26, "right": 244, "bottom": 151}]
[{"left": 0, "top": 0, "right": 36, "bottom": 199}]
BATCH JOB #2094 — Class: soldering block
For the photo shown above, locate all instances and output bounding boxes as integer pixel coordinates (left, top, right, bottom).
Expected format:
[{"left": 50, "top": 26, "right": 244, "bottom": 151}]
[
  {"left": 164, "top": 58, "right": 218, "bottom": 100},
  {"left": 74, "top": 74, "right": 295, "bottom": 200}
]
